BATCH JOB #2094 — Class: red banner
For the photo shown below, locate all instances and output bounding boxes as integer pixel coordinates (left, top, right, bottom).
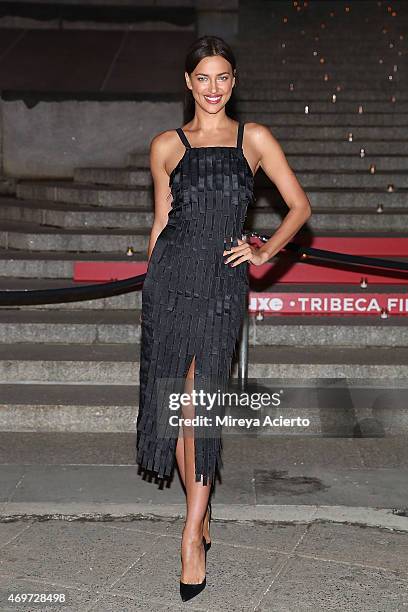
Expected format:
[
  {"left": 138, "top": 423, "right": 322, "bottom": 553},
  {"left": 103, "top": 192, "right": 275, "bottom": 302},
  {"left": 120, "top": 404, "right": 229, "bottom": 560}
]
[{"left": 248, "top": 292, "right": 408, "bottom": 315}]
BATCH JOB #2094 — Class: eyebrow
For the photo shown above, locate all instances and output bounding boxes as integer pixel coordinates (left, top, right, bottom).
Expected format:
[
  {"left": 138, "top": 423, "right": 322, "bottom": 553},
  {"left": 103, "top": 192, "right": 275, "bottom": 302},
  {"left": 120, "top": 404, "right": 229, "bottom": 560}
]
[{"left": 195, "top": 72, "right": 230, "bottom": 76}]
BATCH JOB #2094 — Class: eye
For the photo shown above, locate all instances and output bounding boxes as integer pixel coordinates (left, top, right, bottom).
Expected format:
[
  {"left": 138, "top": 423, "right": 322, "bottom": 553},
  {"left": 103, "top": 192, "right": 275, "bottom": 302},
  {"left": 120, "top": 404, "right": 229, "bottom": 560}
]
[{"left": 197, "top": 76, "right": 229, "bottom": 81}]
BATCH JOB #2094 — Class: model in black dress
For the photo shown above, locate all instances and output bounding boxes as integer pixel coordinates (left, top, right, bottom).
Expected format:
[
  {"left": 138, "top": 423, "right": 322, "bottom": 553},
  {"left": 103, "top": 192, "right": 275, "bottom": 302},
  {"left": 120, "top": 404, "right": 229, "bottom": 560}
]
[{"left": 136, "top": 121, "right": 255, "bottom": 486}]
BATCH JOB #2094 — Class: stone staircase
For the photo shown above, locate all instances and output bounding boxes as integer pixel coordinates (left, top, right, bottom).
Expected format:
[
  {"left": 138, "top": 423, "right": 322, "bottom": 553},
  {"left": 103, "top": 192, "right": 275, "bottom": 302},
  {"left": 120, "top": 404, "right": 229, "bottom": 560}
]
[{"left": 0, "top": 0, "right": 407, "bottom": 436}]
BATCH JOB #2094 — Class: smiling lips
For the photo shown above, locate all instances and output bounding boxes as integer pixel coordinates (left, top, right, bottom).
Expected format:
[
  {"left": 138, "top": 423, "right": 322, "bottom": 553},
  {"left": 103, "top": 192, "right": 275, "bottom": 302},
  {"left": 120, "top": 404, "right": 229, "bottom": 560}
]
[{"left": 204, "top": 95, "right": 222, "bottom": 104}]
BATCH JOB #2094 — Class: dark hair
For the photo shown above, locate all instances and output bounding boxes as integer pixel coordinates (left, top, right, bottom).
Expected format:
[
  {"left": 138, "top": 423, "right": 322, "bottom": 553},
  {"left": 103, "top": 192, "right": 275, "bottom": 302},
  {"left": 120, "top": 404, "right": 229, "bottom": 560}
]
[{"left": 182, "top": 35, "right": 238, "bottom": 123}]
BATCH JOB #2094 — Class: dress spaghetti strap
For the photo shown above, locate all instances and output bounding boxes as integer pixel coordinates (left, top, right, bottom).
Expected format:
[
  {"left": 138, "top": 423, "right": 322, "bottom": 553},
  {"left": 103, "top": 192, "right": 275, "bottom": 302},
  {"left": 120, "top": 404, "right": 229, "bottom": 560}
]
[
  {"left": 236, "top": 122, "right": 244, "bottom": 150},
  {"left": 176, "top": 128, "right": 191, "bottom": 149}
]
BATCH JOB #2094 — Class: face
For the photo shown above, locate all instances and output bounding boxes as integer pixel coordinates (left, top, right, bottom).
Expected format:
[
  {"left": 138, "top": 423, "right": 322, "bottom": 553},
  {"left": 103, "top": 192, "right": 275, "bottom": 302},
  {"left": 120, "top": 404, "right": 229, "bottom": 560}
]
[{"left": 185, "top": 55, "right": 235, "bottom": 112}]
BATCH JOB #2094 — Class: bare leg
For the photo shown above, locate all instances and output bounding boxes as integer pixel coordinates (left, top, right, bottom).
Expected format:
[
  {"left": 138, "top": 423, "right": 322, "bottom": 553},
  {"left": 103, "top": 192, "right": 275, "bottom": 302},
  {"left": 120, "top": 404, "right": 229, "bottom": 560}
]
[
  {"left": 176, "top": 434, "right": 211, "bottom": 544},
  {"left": 178, "top": 356, "right": 211, "bottom": 583}
]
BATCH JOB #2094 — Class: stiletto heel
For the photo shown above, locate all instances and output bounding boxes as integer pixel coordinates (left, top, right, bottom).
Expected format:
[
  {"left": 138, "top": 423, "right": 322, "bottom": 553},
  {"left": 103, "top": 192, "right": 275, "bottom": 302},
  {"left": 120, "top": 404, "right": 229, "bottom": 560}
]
[
  {"left": 204, "top": 501, "right": 212, "bottom": 553},
  {"left": 180, "top": 537, "right": 207, "bottom": 602}
]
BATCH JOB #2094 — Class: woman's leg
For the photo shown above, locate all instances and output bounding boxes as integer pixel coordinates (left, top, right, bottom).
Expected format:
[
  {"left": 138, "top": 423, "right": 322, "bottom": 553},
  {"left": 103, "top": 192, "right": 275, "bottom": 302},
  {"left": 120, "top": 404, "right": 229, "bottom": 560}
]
[
  {"left": 177, "top": 356, "right": 211, "bottom": 583},
  {"left": 176, "top": 435, "right": 211, "bottom": 544}
]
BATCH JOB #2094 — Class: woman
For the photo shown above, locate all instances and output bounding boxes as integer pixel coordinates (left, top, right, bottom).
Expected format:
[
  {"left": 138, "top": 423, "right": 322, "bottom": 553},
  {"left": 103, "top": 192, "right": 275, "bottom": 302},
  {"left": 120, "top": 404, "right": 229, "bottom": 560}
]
[{"left": 137, "top": 35, "right": 311, "bottom": 601}]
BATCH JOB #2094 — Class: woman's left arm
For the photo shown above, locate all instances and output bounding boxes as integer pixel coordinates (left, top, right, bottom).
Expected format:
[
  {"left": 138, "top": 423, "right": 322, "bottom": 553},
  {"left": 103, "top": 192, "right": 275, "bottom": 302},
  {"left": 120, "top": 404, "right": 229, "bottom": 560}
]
[
  {"left": 224, "top": 122, "right": 312, "bottom": 267},
  {"left": 254, "top": 123, "right": 312, "bottom": 262}
]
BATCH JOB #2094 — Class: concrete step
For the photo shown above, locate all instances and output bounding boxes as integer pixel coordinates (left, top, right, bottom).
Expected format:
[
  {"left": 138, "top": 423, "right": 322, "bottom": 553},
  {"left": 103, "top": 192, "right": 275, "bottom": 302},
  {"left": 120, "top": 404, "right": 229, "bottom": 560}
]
[
  {"left": 73, "top": 156, "right": 408, "bottom": 186},
  {"left": 0, "top": 177, "right": 16, "bottom": 195},
  {"left": 259, "top": 171, "right": 408, "bottom": 188},
  {"left": 0, "top": 309, "right": 142, "bottom": 344},
  {"left": 1, "top": 234, "right": 407, "bottom": 277},
  {"left": 73, "top": 166, "right": 151, "bottom": 186},
  {"left": 0, "top": 197, "right": 153, "bottom": 227},
  {"left": 248, "top": 209, "right": 408, "bottom": 232},
  {"left": 249, "top": 315, "right": 408, "bottom": 349},
  {"left": 237, "top": 47, "right": 406, "bottom": 56},
  {"left": 127, "top": 151, "right": 149, "bottom": 166},
  {"left": 239, "top": 113, "right": 408, "bottom": 127},
  {"left": 237, "top": 78, "right": 406, "bottom": 90},
  {"left": 0, "top": 383, "right": 138, "bottom": 433},
  {"left": 0, "top": 374, "right": 407, "bottom": 435},
  {"left": 127, "top": 143, "right": 408, "bottom": 166},
  {"left": 0, "top": 309, "right": 407, "bottom": 347},
  {"left": 124, "top": 125, "right": 408, "bottom": 145},
  {"left": 237, "top": 85, "right": 405, "bottom": 97},
  {"left": 0, "top": 219, "right": 149, "bottom": 252},
  {"left": 0, "top": 249, "right": 143, "bottom": 278},
  {"left": 275, "top": 156, "right": 408, "bottom": 172},
  {"left": 237, "top": 58, "right": 404, "bottom": 66},
  {"left": 3, "top": 429, "right": 404, "bottom": 476},
  {"left": 238, "top": 40, "right": 407, "bottom": 49},
  {"left": 236, "top": 100, "right": 408, "bottom": 113},
  {"left": 0, "top": 344, "right": 140, "bottom": 385},
  {"left": 44, "top": 188, "right": 403, "bottom": 216},
  {"left": 2, "top": 211, "right": 408, "bottom": 244},
  {"left": 235, "top": 89, "right": 405, "bottom": 101},
  {"left": 237, "top": 47, "right": 404, "bottom": 56},
  {"left": 16, "top": 181, "right": 149, "bottom": 207},
  {"left": 255, "top": 188, "right": 407, "bottom": 210},
  {"left": 237, "top": 63, "right": 403, "bottom": 73},
  {"left": 237, "top": 92, "right": 403, "bottom": 105},
  {"left": 2, "top": 198, "right": 408, "bottom": 232},
  {"left": 264, "top": 125, "right": 408, "bottom": 140},
  {"left": 281, "top": 141, "right": 408, "bottom": 155},
  {"left": 18, "top": 168, "right": 408, "bottom": 202},
  {"left": 3, "top": 279, "right": 408, "bottom": 312},
  {"left": 5, "top": 279, "right": 408, "bottom": 312},
  {"left": 1, "top": 342, "right": 408, "bottom": 385},
  {"left": 239, "top": 61, "right": 404, "bottom": 69}
]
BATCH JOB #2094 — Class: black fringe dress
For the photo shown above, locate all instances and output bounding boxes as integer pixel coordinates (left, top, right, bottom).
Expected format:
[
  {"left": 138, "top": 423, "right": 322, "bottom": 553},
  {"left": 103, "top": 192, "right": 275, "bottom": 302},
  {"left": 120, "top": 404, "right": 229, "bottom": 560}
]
[{"left": 137, "top": 121, "right": 255, "bottom": 486}]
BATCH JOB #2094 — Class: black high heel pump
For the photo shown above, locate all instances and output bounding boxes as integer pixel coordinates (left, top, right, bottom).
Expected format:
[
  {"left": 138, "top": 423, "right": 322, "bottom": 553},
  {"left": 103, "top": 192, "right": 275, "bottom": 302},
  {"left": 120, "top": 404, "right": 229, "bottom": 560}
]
[
  {"left": 179, "top": 536, "right": 207, "bottom": 602},
  {"left": 204, "top": 501, "right": 212, "bottom": 553}
]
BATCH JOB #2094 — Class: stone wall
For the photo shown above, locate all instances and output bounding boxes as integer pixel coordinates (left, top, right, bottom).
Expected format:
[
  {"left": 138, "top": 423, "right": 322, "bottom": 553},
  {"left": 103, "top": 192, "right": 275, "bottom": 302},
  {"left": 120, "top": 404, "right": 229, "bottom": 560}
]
[{"left": 1, "top": 98, "right": 182, "bottom": 177}]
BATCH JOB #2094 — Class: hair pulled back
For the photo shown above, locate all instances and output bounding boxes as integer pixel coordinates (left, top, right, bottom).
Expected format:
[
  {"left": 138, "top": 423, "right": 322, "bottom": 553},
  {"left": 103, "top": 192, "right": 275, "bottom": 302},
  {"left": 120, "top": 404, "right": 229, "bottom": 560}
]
[{"left": 182, "top": 35, "right": 238, "bottom": 122}]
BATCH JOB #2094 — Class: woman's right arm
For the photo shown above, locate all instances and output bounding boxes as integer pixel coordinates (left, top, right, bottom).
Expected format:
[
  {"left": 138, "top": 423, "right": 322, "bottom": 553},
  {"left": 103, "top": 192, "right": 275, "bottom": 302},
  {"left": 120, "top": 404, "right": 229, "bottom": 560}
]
[{"left": 146, "top": 133, "right": 174, "bottom": 262}]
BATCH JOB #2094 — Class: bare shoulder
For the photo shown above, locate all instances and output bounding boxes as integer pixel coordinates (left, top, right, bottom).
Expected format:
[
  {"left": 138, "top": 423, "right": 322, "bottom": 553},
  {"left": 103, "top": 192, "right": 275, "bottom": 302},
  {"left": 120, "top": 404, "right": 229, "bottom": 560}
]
[
  {"left": 150, "top": 129, "right": 179, "bottom": 158},
  {"left": 242, "top": 122, "right": 282, "bottom": 175},
  {"left": 149, "top": 129, "right": 182, "bottom": 176},
  {"left": 244, "top": 122, "right": 280, "bottom": 150}
]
